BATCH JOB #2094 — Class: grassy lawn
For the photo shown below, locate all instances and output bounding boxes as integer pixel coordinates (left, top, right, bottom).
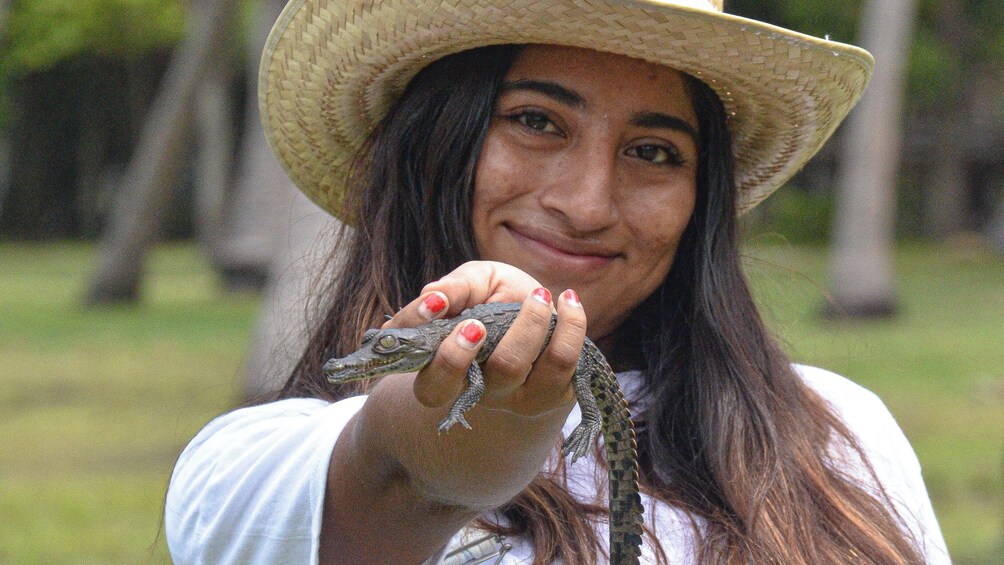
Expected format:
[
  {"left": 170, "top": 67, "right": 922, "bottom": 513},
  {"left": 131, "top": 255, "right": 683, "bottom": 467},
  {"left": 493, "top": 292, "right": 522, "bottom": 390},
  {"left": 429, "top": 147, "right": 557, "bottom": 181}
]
[
  {"left": 745, "top": 241, "right": 1004, "bottom": 564},
  {"left": 0, "top": 241, "right": 1001, "bottom": 563},
  {"left": 0, "top": 243, "right": 258, "bottom": 565}
]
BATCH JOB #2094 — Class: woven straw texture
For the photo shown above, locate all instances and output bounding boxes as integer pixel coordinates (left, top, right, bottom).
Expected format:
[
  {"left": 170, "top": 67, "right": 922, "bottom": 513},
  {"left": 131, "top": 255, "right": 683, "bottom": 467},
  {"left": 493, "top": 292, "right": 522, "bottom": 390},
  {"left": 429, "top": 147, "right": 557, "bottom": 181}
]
[{"left": 260, "top": 0, "right": 873, "bottom": 219}]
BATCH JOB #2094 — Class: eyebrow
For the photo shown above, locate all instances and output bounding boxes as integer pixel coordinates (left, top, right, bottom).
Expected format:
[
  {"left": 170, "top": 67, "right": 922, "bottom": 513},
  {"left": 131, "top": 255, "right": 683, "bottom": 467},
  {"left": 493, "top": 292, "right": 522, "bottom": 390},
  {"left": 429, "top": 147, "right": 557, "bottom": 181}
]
[
  {"left": 631, "top": 112, "right": 700, "bottom": 145},
  {"left": 500, "top": 79, "right": 584, "bottom": 109},
  {"left": 500, "top": 79, "right": 699, "bottom": 145}
]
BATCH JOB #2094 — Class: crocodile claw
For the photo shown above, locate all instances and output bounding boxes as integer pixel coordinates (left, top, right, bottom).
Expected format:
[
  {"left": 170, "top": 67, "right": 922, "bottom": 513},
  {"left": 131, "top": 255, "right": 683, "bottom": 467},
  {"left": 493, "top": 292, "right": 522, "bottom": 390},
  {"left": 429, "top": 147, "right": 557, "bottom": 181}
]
[
  {"left": 562, "top": 423, "right": 599, "bottom": 464},
  {"left": 437, "top": 413, "right": 472, "bottom": 433}
]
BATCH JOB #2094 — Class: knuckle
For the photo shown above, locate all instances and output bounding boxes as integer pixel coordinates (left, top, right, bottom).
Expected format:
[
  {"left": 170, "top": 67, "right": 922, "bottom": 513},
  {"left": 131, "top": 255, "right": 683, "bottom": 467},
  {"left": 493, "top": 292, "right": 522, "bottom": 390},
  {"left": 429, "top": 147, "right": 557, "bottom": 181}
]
[
  {"left": 455, "top": 261, "right": 491, "bottom": 282},
  {"left": 413, "top": 379, "right": 451, "bottom": 407},
  {"left": 523, "top": 302, "right": 553, "bottom": 327},
  {"left": 435, "top": 347, "right": 475, "bottom": 377},
  {"left": 561, "top": 311, "right": 588, "bottom": 335},
  {"left": 485, "top": 343, "right": 530, "bottom": 380},
  {"left": 415, "top": 350, "right": 472, "bottom": 407},
  {"left": 544, "top": 338, "right": 583, "bottom": 369}
]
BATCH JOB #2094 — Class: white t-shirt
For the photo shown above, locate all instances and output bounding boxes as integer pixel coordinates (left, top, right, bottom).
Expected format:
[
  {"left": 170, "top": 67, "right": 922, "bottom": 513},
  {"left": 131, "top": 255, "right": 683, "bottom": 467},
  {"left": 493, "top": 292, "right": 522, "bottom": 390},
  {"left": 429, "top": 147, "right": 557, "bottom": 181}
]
[{"left": 164, "top": 365, "right": 951, "bottom": 564}]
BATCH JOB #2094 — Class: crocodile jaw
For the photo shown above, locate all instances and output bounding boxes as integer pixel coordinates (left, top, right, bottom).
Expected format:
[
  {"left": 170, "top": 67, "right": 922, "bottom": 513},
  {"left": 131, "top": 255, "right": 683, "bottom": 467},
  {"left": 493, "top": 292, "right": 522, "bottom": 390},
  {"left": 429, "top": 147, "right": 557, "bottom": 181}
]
[{"left": 324, "top": 350, "right": 435, "bottom": 383}]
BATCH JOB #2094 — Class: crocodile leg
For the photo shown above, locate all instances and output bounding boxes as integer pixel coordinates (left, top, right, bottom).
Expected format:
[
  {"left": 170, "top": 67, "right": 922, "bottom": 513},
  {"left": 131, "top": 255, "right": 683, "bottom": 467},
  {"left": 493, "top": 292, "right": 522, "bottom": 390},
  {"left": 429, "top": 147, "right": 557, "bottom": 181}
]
[
  {"left": 562, "top": 361, "right": 602, "bottom": 463},
  {"left": 437, "top": 362, "right": 485, "bottom": 432}
]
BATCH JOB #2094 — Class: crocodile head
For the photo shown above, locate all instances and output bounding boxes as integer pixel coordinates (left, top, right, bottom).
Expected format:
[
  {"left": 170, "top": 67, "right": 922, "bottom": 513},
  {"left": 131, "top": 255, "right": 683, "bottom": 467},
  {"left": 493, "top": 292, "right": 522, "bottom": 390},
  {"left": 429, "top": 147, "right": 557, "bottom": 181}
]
[{"left": 323, "top": 327, "right": 441, "bottom": 383}]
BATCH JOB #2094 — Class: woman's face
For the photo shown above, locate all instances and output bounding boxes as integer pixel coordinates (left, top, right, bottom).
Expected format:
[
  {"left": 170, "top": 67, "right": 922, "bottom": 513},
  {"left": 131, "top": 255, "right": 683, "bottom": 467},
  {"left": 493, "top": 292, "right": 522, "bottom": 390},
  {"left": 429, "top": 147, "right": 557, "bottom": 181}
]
[{"left": 473, "top": 45, "right": 699, "bottom": 341}]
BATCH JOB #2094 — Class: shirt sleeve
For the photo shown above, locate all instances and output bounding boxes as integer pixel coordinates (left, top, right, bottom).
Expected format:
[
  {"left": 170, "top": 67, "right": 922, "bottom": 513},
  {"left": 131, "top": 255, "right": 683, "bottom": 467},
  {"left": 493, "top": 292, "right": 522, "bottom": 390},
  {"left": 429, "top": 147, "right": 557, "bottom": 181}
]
[
  {"left": 164, "top": 396, "right": 368, "bottom": 565},
  {"left": 796, "top": 365, "right": 952, "bottom": 564}
]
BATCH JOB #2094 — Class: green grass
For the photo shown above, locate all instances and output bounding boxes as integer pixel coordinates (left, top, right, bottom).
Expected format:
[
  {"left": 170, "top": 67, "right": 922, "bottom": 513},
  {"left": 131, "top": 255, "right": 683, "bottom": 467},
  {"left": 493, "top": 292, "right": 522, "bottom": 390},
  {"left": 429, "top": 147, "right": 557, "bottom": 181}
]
[
  {"left": 0, "top": 243, "right": 258, "bottom": 565},
  {"left": 0, "top": 241, "right": 1001, "bottom": 563},
  {"left": 744, "top": 241, "right": 1004, "bottom": 564}
]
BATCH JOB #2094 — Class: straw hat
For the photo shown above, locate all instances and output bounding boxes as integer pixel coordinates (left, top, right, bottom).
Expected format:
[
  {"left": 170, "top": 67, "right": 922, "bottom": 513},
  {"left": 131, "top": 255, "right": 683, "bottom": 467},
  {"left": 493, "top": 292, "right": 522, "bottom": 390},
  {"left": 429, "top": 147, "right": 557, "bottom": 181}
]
[{"left": 259, "top": 0, "right": 873, "bottom": 218}]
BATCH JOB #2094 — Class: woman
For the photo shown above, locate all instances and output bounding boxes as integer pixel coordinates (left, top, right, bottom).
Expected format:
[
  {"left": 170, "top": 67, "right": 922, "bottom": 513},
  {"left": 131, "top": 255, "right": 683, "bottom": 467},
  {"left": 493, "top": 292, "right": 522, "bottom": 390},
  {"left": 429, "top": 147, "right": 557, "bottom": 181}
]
[{"left": 166, "top": 1, "right": 949, "bottom": 563}]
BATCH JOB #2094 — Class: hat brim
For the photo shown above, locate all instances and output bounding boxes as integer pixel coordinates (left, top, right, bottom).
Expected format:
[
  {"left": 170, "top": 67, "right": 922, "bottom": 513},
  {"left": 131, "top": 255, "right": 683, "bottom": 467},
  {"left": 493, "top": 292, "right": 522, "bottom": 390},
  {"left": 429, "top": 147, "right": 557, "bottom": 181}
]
[{"left": 260, "top": 0, "right": 873, "bottom": 219}]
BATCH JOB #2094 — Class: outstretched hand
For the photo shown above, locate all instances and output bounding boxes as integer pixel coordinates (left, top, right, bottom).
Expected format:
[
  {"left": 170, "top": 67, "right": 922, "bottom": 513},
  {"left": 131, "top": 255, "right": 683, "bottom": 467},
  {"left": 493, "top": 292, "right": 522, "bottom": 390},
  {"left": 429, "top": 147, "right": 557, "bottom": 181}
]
[
  {"left": 381, "top": 260, "right": 587, "bottom": 421},
  {"left": 322, "top": 261, "right": 594, "bottom": 562}
]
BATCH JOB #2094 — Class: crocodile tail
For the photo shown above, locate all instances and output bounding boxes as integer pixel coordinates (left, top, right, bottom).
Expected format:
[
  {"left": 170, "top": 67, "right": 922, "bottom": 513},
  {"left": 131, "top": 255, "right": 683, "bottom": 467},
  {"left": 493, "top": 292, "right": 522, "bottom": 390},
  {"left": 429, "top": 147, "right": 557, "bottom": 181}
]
[{"left": 583, "top": 342, "right": 645, "bottom": 565}]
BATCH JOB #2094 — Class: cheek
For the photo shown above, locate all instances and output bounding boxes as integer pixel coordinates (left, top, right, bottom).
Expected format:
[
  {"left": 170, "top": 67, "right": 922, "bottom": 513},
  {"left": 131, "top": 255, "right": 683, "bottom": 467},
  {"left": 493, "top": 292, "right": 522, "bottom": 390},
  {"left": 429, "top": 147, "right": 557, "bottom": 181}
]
[
  {"left": 473, "top": 132, "right": 533, "bottom": 220},
  {"left": 625, "top": 184, "right": 696, "bottom": 256},
  {"left": 472, "top": 134, "right": 514, "bottom": 253}
]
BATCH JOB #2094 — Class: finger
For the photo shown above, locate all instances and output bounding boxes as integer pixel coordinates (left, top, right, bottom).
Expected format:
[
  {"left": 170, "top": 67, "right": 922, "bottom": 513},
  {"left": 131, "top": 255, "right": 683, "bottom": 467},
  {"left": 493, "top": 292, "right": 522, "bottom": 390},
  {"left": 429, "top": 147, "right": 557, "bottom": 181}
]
[
  {"left": 421, "top": 261, "right": 544, "bottom": 316},
  {"left": 513, "top": 289, "right": 587, "bottom": 414},
  {"left": 480, "top": 287, "right": 555, "bottom": 401},
  {"left": 412, "top": 319, "right": 485, "bottom": 408},
  {"left": 382, "top": 290, "right": 449, "bottom": 329}
]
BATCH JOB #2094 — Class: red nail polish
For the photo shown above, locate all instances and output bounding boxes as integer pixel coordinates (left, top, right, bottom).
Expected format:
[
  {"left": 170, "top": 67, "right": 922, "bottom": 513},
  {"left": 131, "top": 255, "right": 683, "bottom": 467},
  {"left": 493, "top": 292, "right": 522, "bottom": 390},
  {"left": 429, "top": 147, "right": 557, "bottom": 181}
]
[
  {"left": 459, "top": 321, "right": 484, "bottom": 345},
  {"left": 421, "top": 292, "right": 446, "bottom": 316},
  {"left": 532, "top": 287, "right": 551, "bottom": 305},
  {"left": 563, "top": 289, "right": 581, "bottom": 307}
]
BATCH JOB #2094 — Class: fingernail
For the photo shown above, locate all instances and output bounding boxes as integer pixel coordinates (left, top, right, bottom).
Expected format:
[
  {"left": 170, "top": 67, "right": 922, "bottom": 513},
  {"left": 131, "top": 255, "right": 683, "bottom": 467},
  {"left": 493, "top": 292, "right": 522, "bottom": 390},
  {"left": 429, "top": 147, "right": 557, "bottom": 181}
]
[
  {"left": 418, "top": 292, "right": 447, "bottom": 318},
  {"left": 531, "top": 287, "right": 551, "bottom": 305},
  {"left": 562, "top": 289, "right": 581, "bottom": 307},
  {"left": 456, "top": 320, "right": 484, "bottom": 348}
]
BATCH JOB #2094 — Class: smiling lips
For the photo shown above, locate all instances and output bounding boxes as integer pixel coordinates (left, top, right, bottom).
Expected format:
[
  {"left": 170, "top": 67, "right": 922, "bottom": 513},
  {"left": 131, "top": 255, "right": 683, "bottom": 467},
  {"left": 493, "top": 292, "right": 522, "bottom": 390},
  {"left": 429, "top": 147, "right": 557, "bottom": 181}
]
[{"left": 505, "top": 223, "right": 620, "bottom": 273}]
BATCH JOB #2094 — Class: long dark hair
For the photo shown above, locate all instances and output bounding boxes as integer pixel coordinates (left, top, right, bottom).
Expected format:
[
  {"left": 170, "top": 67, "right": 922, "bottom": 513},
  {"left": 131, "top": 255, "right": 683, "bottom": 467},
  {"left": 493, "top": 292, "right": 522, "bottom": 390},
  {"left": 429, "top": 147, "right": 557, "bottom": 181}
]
[{"left": 278, "top": 45, "right": 924, "bottom": 564}]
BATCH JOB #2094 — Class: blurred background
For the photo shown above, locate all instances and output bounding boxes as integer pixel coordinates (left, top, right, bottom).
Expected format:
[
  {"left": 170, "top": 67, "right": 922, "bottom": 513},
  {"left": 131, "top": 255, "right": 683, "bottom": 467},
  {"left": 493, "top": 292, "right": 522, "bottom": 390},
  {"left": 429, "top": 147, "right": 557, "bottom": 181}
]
[{"left": 0, "top": 0, "right": 1001, "bottom": 563}]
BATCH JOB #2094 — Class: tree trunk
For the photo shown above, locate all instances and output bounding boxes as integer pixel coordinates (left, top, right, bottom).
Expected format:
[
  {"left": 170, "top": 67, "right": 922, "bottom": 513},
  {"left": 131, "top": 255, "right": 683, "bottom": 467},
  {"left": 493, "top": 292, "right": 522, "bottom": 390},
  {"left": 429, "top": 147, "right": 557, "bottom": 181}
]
[
  {"left": 84, "top": 0, "right": 236, "bottom": 304},
  {"left": 826, "top": 0, "right": 919, "bottom": 318},
  {"left": 243, "top": 191, "right": 341, "bottom": 400},
  {"left": 193, "top": 42, "right": 238, "bottom": 261},
  {"left": 213, "top": 0, "right": 288, "bottom": 292}
]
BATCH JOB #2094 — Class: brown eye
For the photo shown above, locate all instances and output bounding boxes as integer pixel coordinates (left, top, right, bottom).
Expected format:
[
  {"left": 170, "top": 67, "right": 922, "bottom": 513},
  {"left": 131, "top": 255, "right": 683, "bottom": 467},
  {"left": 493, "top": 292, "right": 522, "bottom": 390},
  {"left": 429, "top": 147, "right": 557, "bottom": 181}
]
[
  {"left": 378, "top": 335, "right": 397, "bottom": 349},
  {"left": 628, "top": 144, "right": 684, "bottom": 166},
  {"left": 513, "top": 112, "right": 560, "bottom": 134}
]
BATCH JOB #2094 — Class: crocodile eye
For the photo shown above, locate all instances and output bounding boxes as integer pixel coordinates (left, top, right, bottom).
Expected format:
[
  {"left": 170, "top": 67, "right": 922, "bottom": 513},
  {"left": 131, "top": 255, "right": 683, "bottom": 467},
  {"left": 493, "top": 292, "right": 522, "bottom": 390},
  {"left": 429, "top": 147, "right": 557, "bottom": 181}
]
[{"left": 378, "top": 335, "right": 397, "bottom": 349}]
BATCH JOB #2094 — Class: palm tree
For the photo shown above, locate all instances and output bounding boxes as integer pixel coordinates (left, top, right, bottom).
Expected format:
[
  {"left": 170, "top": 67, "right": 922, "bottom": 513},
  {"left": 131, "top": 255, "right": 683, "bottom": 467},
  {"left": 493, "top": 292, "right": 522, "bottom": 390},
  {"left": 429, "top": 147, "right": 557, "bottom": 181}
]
[{"left": 827, "top": 0, "right": 919, "bottom": 318}]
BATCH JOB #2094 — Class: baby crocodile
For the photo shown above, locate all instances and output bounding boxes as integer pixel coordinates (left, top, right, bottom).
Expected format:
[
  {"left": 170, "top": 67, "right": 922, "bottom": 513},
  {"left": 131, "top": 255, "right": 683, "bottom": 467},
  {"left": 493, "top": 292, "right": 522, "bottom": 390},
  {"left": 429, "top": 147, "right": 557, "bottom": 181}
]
[{"left": 323, "top": 302, "right": 644, "bottom": 564}]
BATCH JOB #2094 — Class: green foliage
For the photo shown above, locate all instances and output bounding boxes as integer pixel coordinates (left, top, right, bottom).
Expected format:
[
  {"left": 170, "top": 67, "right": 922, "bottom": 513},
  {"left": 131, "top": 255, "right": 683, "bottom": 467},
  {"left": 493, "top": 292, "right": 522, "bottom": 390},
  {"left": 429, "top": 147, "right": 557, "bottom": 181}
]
[
  {"left": 728, "top": 0, "right": 860, "bottom": 43},
  {"left": 1, "top": 0, "right": 187, "bottom": 74},
  {"left": 915, "top": 0, "right": 1004, "bottom": 117},
  {"left": 729, "top": 0, "right": 1004, "bottom": 113},
  {"left": 743, "top": 187, "right": 834, "bottom": 245},
  {"left": 964, "top": 0, "right": 1004, "bottom": 59},
  {"left": 907, "top": 25, "right": 956, "bottom": 108}
]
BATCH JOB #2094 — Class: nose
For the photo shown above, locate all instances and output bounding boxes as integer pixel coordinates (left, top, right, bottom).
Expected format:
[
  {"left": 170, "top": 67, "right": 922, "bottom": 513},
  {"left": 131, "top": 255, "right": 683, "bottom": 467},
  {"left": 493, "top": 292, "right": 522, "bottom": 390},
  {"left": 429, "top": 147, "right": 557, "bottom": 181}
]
[{"left": 538, "top": 145, "right": 619, "bottom": 233}]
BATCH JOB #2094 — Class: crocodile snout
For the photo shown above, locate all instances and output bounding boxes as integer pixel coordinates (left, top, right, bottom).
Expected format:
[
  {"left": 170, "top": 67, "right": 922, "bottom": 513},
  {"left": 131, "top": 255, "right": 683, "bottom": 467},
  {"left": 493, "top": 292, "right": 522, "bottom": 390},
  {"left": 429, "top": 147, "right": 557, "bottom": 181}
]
[{"left": 322, "top": 358, "right": 343, "bottom": 374}]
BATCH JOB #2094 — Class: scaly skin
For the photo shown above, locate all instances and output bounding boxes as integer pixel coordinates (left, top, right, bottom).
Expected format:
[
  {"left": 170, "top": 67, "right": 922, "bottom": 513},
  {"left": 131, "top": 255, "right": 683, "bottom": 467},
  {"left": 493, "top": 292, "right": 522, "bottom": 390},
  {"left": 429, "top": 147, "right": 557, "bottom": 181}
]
[{"left": 323, "top": 302, "right": 644, "bottom": 564}]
